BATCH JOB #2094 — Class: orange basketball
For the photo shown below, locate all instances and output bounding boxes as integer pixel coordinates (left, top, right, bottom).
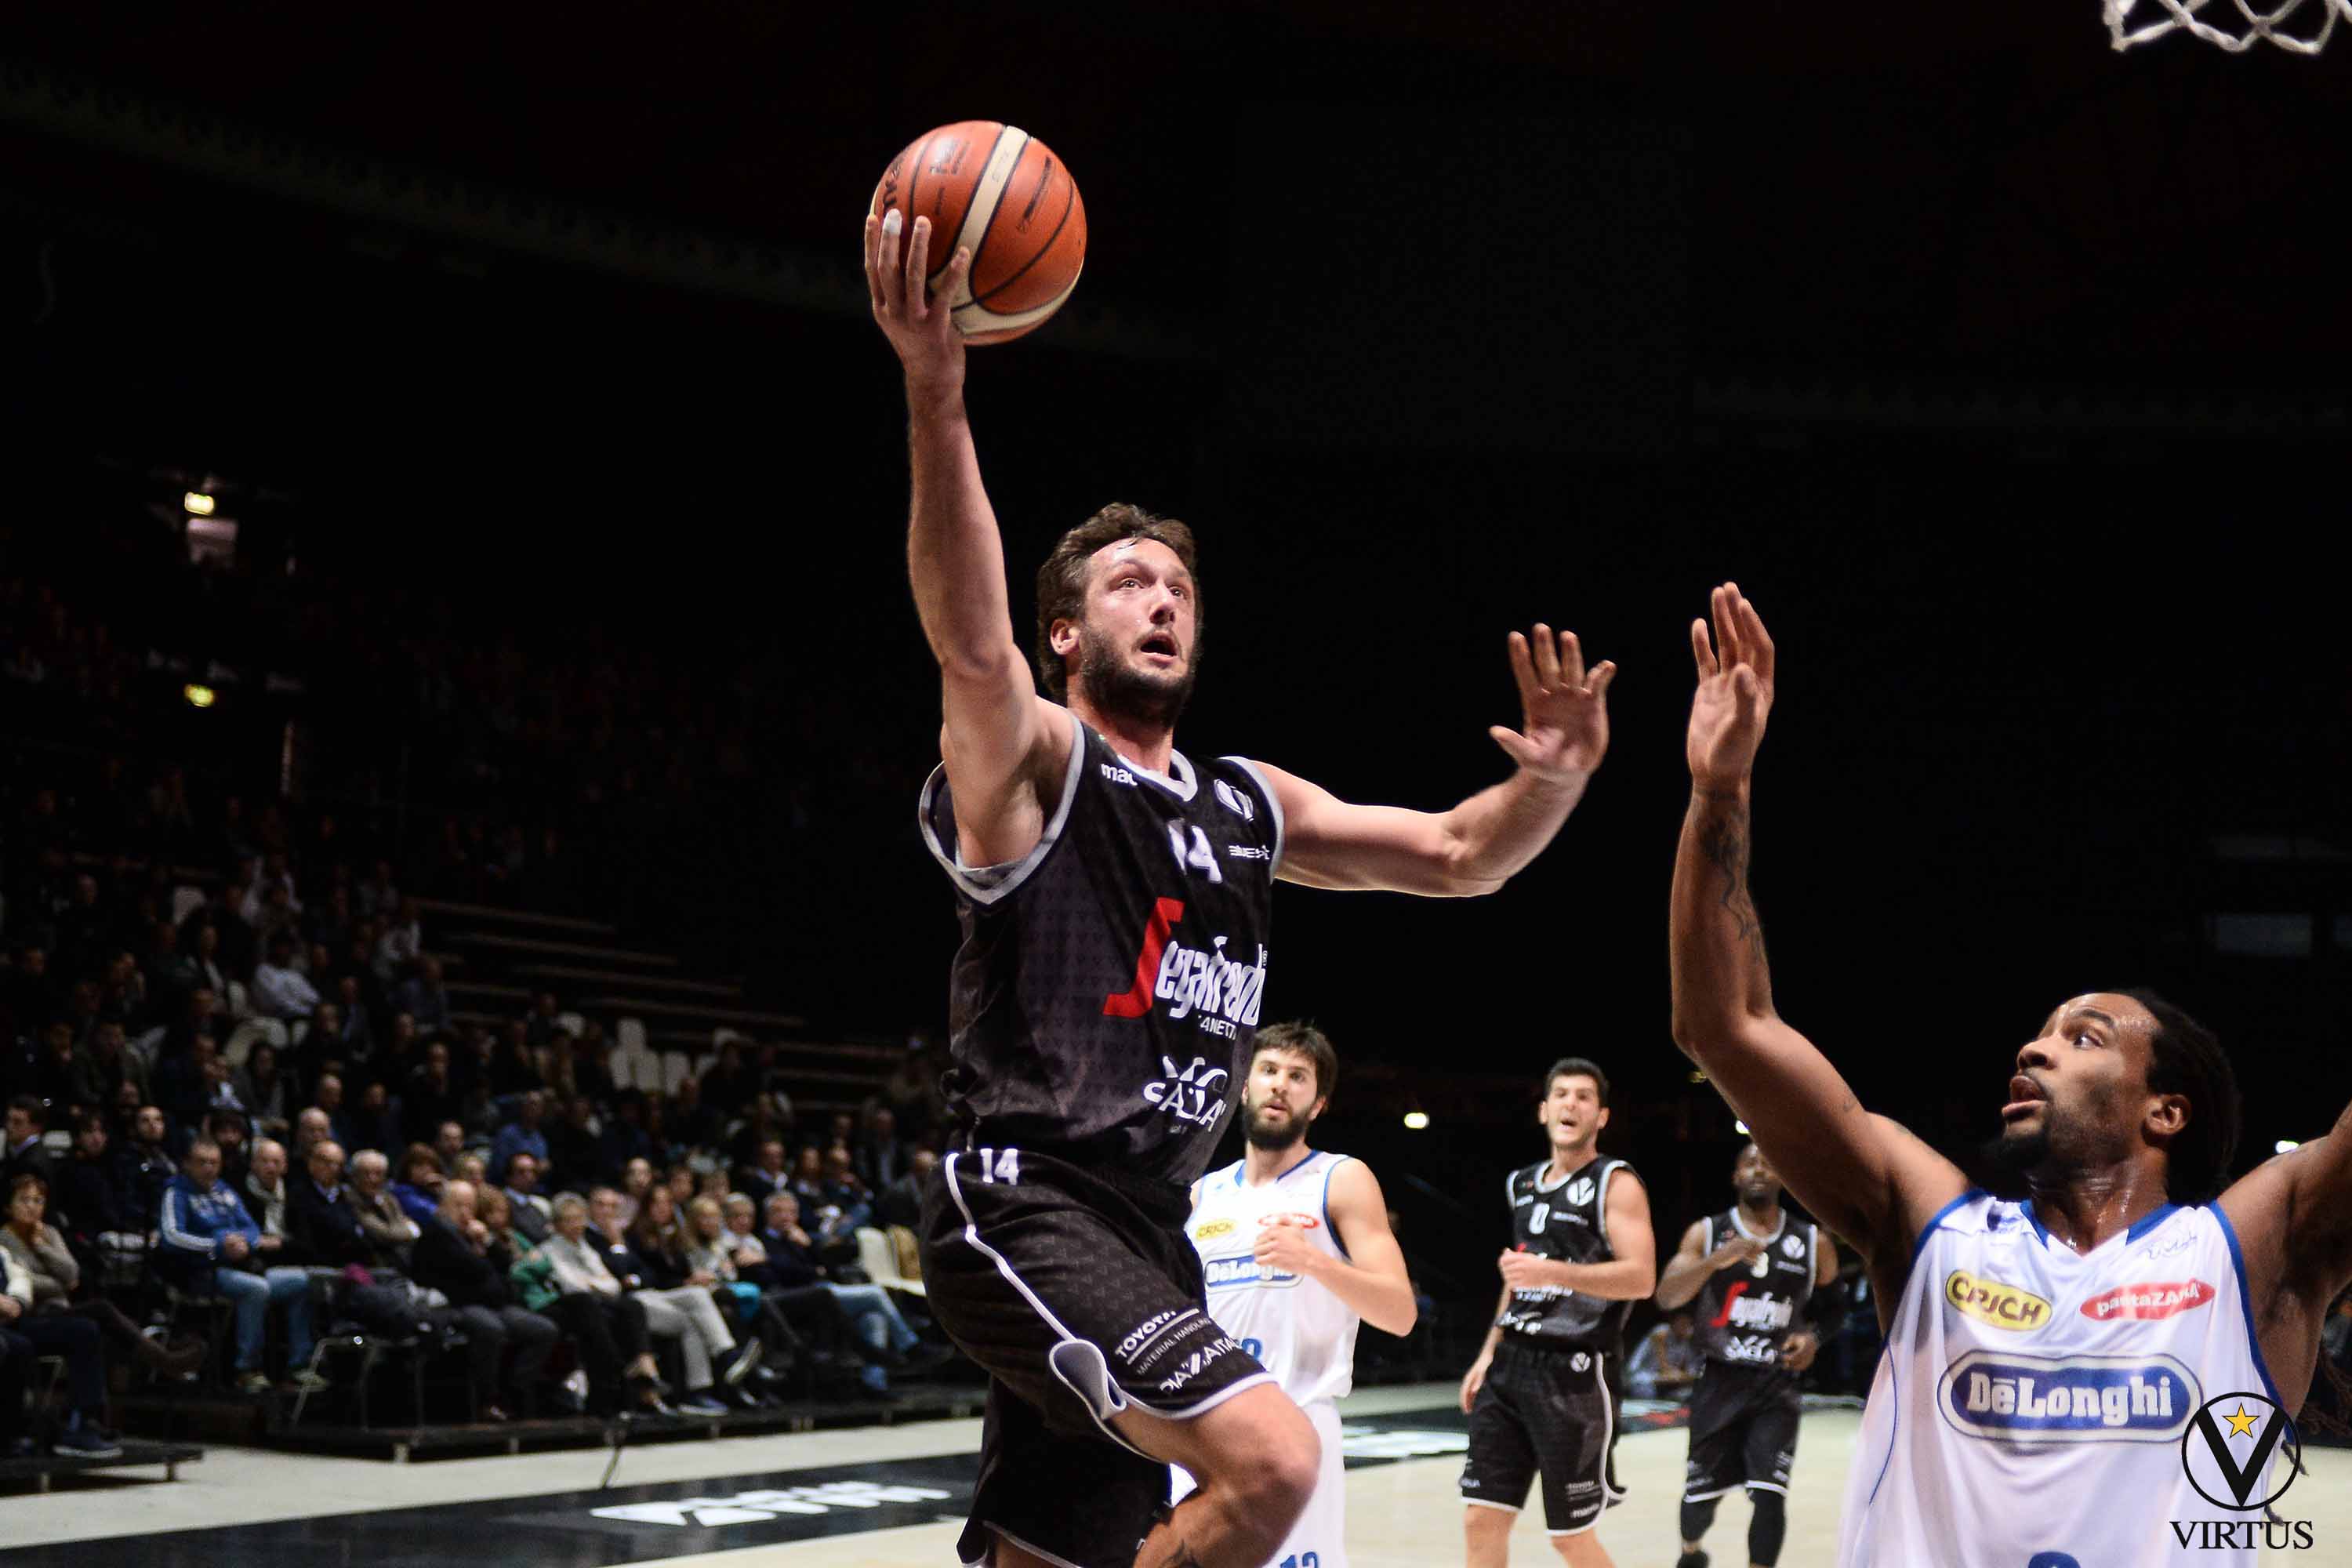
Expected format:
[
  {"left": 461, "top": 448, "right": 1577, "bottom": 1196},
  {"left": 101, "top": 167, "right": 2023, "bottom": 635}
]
[{"left": 869, "top": 122, "right": 1087, "bottom": 345}]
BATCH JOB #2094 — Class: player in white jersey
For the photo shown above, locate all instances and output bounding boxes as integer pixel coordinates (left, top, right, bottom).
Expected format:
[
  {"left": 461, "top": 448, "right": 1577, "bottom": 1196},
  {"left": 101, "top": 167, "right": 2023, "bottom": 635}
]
[
  {"left": 1177, "top": 1022, "right": 1419, "bottom": 1568},
  {"left": 1668, "top": 585, "right": 2352, "bottom": 1567}
]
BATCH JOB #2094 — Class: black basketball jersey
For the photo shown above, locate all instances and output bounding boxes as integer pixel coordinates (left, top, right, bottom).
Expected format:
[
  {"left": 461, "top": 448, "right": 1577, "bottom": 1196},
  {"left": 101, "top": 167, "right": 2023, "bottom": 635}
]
[
  {"left": 919, "top": 711, "right": 1280, "bottom": 1189},
  {"left": 1689, "top": 1207, "right": 1818, "bottom": 1371},
  {"left": 1497, "top": 1155, "right": 1637, "bottom": 1353}
]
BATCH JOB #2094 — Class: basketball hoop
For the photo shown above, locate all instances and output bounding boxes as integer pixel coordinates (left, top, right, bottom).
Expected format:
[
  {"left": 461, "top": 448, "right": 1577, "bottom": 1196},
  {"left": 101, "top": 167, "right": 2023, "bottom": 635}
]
[{"left": 2107, "top": 0, "right": 2352, "bottom": 52}]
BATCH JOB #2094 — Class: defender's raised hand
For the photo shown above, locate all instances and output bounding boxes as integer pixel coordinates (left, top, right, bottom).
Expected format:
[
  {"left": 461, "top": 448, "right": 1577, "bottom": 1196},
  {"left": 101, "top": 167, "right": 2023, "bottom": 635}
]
[
  {"left": 863, "top": 206, "right": 973, "bottom": 393},
  {"left": 1489, "top": 625, "right": 1617, "bottom": 785},
  {"left": 1686, "top": 583, "right": 1775, "bottom": 791}
]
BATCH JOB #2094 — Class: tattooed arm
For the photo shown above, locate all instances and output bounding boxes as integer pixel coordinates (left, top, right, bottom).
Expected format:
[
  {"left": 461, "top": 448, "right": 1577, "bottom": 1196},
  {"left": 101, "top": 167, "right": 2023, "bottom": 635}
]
[{"left": 1670, "top": 585, "right": 1965, "bottom": 1287}]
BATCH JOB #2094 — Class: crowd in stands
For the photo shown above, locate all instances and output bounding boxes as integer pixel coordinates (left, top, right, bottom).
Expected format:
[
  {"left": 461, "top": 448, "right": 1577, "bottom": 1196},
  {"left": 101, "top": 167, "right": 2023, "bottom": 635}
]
[{"left": 0, "top": 734, "right": 960, "bottom": 1459}]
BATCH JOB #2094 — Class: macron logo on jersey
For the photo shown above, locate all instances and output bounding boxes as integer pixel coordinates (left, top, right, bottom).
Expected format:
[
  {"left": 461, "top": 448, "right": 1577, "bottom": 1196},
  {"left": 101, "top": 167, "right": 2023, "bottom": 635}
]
[{"left": 1938, "top": 1350, "right": 2198, "bottom": 1443}]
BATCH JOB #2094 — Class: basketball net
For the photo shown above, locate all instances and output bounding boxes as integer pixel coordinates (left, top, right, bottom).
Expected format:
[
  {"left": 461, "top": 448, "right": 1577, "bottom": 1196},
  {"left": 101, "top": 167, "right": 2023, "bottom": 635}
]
[{"left": 2107, "top": 0, "right": 2352, "bottom": 51}]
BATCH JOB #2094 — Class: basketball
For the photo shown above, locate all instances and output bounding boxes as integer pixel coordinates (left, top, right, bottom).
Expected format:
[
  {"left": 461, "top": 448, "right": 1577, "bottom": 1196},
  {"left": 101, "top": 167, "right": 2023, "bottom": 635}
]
[{"left": 869, "top": 122, "right": 1087, "bottom": 346}]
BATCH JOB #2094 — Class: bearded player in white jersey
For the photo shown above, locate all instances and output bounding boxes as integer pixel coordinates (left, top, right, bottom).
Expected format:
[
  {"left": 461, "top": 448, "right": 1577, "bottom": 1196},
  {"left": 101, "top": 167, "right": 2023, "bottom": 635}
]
[
  {"left": 1669, "top": 584, "right": 2352, "bottom": 1567},
  {"left": 1175, "top": 1022, "right": 1418, "bottom": 1568}
]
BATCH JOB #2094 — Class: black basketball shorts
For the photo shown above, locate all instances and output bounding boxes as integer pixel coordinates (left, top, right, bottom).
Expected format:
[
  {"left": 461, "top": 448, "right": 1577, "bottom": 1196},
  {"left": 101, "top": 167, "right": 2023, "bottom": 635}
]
[
  {"left": 918, "top": 1145, "right": 1273, "bottom": 1567},
  {"left": 1683, "top": 1363, "right": 1802, "bottom": 1501},
  {"left": 1460, "top": 1337, "right": 1624, "bottom": 1535}
]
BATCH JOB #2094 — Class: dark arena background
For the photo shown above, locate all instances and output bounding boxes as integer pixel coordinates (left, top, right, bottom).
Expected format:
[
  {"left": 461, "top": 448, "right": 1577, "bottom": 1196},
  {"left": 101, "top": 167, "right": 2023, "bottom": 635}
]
[{"left": 3, "top": 3, "right": 2350, "bottom": 1564}]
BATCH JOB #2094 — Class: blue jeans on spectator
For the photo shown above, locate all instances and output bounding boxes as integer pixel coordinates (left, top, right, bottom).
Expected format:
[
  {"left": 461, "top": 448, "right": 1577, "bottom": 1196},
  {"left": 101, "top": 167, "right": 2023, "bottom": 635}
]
[
  {"left": 217, "top": 1265, "right": 315, "bottom": 1371},
  {"left": 826, "top": 1283, "right": 918, "bottom": 1389}
]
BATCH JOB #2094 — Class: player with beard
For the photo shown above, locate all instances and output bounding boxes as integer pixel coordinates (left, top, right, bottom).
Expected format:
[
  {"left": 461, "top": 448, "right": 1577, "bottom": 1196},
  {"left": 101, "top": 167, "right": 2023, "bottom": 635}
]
[
  {"left": 1670, "top": 584, "right": 2352, "bottom": 1566},
  {"left": 1174, "top": 1022, "right": 1417, "bottom": 1568},
  {"left": 1457, "top": 1058, "right": 1657, "bottom": 1568},
  {"left": 1653, "top": 1142, "right": 1840, "bottom": 1568},
  {"left": 867, "top": 209, "right": 1617, "bottom": 1568}
]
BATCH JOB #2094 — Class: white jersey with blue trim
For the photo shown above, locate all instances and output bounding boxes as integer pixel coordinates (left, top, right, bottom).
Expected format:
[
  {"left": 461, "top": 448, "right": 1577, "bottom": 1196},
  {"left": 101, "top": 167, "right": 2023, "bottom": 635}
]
[
  {"left": 1840, "top": 1191, "right": 2281, "bottom": 1568},
  {"left": 1185, "top": 1149, "right": 1361, "bottom": 1409}
]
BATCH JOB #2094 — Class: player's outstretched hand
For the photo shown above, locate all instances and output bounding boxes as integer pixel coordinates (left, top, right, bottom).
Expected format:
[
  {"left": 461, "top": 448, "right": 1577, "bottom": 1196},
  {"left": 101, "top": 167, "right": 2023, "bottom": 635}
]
[
  {"left": 863, "top": 206, "right": 973, "bottom": 395},
  {"left": 1686, "top": 583, "right": 1775, "bottom": 792},
  {"left": 1489, "top": 624, "right": 1616, "bottom": 786}
]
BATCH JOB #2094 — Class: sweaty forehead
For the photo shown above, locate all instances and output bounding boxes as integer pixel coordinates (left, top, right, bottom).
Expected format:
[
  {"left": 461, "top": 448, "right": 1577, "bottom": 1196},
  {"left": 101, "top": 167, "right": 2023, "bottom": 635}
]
[{"left": 2045, "top": 992, "right": 2157, "bottom": 1036}]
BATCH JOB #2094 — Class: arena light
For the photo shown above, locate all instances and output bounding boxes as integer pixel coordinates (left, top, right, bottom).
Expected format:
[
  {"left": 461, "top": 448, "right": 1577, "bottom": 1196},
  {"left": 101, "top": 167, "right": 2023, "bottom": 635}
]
[
  {"left": 1688, "top": 1069, "right": 1708, "bottom": 1085},
  {"left": 183, "top": 683, "right": 216, "bottom": 709},
  {"left": 1734, "top": 1120, "right": 1751, "bottom": 1135},
  {"left": 1403, "top": 1110, "right": 1430, "bottom": 1131},
  {"left": 2275, "top": 1138, "right": 2301, "bottom": 1154},
  {"left": 182, "top": 491, "right": 216, "bottom": 516}
]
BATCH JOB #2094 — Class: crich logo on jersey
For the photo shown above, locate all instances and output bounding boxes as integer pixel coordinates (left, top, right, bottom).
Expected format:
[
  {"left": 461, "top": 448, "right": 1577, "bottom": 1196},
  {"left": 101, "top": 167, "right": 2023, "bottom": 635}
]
[
  {"left": 1944, "top": 1269, "right": 2053, "bottom": 1332},
  {"left": 1937, "top": 1349, "right": 2198, "bottom": 1443},
  {"left": 2171, "top": 1390, "right": 2313, "bottom": 1553}
]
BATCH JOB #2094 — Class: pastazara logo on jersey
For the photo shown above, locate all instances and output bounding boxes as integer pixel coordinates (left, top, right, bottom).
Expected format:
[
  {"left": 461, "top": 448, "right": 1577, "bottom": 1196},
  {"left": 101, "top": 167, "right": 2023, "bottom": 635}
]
[
  {"left": 1936, "top": 1349, "right": 2198, "bottom": 1443},
  {"left": 1945, "top": 1269, "right": 2053, "bottom": 1331},
  {"left": 2079, "top": 1279, "right": 2215, "bottom": 1322}
]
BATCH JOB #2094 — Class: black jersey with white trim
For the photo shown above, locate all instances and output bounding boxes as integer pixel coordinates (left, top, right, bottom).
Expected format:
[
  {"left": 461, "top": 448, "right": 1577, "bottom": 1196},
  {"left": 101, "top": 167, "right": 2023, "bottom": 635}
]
[
  {"left": 918, "top": 711, "right": 1282, "bottom": 1189},
  {"left": 1689, "top": 1208, "right": 1817, "bottom": 1372},
  {"left": 1498, "top": 1155, "right": 1637, "bottom": 1353}
]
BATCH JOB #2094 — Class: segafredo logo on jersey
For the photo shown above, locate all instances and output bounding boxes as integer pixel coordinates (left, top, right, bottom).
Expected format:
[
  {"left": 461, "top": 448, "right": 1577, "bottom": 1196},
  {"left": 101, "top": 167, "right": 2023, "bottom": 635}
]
[
  {"left": 1156, "top": 935, "right": 1268, "bottom": 1030},
  {"left": 1936, "top": 1349, "right": 2199, "bottom": 1443},
  {"left": 2079, "top": 1279, "right": 2216, "bottom": 1322},
  {"left": 1944, "top": 1269, "right": 2053, "bottom": 1331}
]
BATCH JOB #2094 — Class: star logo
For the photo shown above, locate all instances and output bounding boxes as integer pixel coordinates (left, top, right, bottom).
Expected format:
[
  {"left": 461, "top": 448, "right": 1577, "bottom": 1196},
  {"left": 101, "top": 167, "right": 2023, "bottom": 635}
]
[
  {"left": 2223, "top": 1403, "right": 2259, "bottom": 1439},
  {"left": 2180, "top": 1391, "right": 2300, "bottom": 1512}
]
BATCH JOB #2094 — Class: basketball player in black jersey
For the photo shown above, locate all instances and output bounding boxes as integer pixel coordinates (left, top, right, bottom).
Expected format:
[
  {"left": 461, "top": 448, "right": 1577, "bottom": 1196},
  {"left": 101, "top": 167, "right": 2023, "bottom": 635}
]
[
  {"left": 1653, "top": 1142, "right": 1840, "bottom": 1568},
  {"left": 867, "top": 209, "right": 1617, "bottom": 1568},
  {"left": 1458, "top": 1057, "right": 1656, "bottom": 1568}
]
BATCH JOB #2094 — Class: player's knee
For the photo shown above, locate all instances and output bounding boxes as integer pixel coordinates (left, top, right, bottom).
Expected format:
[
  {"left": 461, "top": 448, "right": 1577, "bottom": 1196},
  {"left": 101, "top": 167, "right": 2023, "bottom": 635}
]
[
  {"left": 1745, "top": 1486, "right": 1788, "bottom": 1567},
  {"left": 1679, "top": 1493, "right": 1720, "bottom": 1544},
  {"left": 1203, "top": 1398, "right": 1317, "bottom": 1527},
  {"left": 1464, "top": 1504, "right": 1515, "bottom": 1544}
]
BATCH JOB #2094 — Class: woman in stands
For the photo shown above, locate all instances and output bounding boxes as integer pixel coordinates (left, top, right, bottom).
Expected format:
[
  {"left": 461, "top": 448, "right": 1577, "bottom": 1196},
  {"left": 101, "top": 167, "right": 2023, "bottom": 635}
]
[
  {"left": 596, "top": 1185, "right": 735, "bottom": 1414},
  {"left": 2, "top": 1175, "right": 205, "bottom": 1377},
  {"left": 530, "top": 1192, "right": 664, "bottom": 1414},
  {"left": 390, "top": 1144, "right": 445, "bottom": 1225}
]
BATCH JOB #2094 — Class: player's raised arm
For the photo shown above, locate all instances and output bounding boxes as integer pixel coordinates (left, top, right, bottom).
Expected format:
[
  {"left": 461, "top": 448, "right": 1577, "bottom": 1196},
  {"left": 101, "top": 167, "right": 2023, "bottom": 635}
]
[
  {"left": 865, "top": 207, "right": 1065, "bottom": 862},
  {"left": 2216, "top": 1096, "right": 2352, "bottom": 1412},
  {"left": 1251, "top": 625, "right": 1615, "bottom": 895},
  {"left": 1669, "top": 585, "right": 1965, "bottom": 1276}
]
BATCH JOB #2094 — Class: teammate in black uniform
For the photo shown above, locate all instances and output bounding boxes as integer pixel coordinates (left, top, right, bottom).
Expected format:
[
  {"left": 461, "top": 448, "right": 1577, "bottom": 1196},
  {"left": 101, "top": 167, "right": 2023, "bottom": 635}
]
[
  {"left": 1652, "top": 1143, "right": 1841, "bottom": 1568},
  {"left": 866, "top": 205, "right": 1619, "bottom": 1568},
  {"left": 1458, "top": 1058, "right": 1657, "bottom": 1568}
]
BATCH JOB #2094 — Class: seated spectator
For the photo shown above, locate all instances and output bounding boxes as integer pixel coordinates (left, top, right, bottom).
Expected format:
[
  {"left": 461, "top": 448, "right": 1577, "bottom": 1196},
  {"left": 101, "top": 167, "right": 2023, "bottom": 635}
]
[
  {"left": 757, "top": 1190, "right": 935, "bottom": 1398},
  {"left": 4, "top": 1174, "right": 201, "bottom": 1377},
  {"left": 328, "top": 976, "right": 375, "bottom": 1066},
  {"left": 615, "top": 1156, "right": 655, "bottom": 1229},
  {"left": 344, "top": 1149, "right": 420, "bottom": 1271},
  {"left": 531, "top": 1192, "right": 662, "bottom": 1414},
  {"left": 592, "top": 1186, "right": 732, "bottom": 1415},
  {"left": 53, "top": 1112, "right": 136, "bottom": 1277},
  {"left": 288, "top": 1140, "right": 370, "bottom": 1269},
  {"left": 350, "top": 1081, "right": 402, "bottom": 1156},
  {"left": 389, "top": 956, "right": 452, "bottom": 1035},
  {"left": 252, "top": 933, "right": 321, "bottom": 1022},
  {"left": 373, "top": 898, "right": 423, "bottom": 983},
  {"left": 205, "top": 1107, "right": 252, "bottom": 1189},
  {"left": 502, "top": 1151, "right": 553, "bottom": 1245},
  {"left": 876, "top": 1146, "right": 936, "bottom": 1232},
  {"left": 600, "top": 1092, "right": 657, "bottom": 1176},
  {"left": 4, "top": 1097, "right": 54, "bottom": 1189},
  {"left": 234, "top": 1040, "right": 294, "bottom": 1138},
  {"left": 544, "top": 1094, "right": 602, "bottom": 1194},
  {"left": 434, "top": 1120, "right": 469, "bottom": 1175},
  {"left": 156, "top": 1138, "right": 325, "bottom": 1394},
  {"left": 0, "top": 1221, "right": 121, "bottom": 1456},
  {"left": 241, "top": 1136, "right": 297, "bottom": 1264},
  {"left": 31, "top": 1022, "right": 80, "bottom": 1113},
  {"left": 391, "top": 1144, "right": 445, "bottom": 1226},
  {"left": 114, "top": 1104, "right": 178, "bottom": 1231},
  {"left": 662, "top": 1163, "right": 697, "bottom": 1212},
  {"left": 699, "top": 1040, "right": 757, "bottom": 1119},
  {"left": 72, "top": 1020, "right": 149, "bottom": 1116},
  {"left": 817, "top": 1145, "right": 874, "bottom": 1240},
  {"left": 410, "top": 1179, "right": 556, "bottom": 1420},
  {"left": 667, "top": 1074, "right": 717, "bottom": 1152},
  {"left": 854, "top": 1106, "right": 908, "bottom": 1192},
  {"left": 292, "top": 1105, "right": 333, "bottom": 1162},
  {"left": 490, "top": 1092, "right": 548, "bottom": 1185},
  {"left": 399, "top": 1044, "right": 463, "bottom": 1147},
  {"left": 740, "top": 1139, "right": 790, "bottom": 1209},
  {"left": 1627, "top": 1309, "right": 1704, "bottom": 1401}
]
